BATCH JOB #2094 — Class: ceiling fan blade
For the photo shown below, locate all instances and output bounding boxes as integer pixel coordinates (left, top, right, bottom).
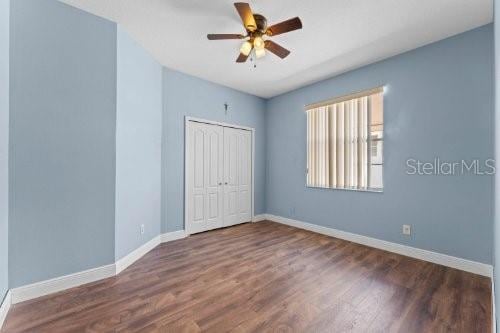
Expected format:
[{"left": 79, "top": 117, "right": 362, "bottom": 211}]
[
  {"left": 266, "top": 17, "right": 302, "bottom": 36},
  {"left": 207, "top": 34, "right": 244, "bottom": 40},
  {"left": 265, "top": 40, "right": 291, "bottom": 59},
  {"left": 234, "top": 2, "right": 257, "bottom": 32},
  {"left": 236, "top": 52, "right": 250, "bottom": 63}
]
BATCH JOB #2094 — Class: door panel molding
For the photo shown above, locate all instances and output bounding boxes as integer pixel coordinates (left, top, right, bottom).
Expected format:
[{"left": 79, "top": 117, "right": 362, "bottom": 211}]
[{"left": 185, "top": 117, "right": 255, "bottom": 235}]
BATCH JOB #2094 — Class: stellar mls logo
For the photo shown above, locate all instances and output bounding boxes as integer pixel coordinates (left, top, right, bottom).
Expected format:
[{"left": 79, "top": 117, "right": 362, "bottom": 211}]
[{"left": 406, "top": 158, "right": 495, "bottom": 175}]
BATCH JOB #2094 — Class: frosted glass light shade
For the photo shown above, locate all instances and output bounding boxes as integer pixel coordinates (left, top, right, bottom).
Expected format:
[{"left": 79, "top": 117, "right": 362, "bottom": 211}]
[
  {"left": 253, "top": 36, "right": 265, "bottom": 50},
  {"left": 240, "top": 41, "right": 252, "bottom": 56},
  {"left": 255, "top": 48, "right": 265, "bottom": 59}
]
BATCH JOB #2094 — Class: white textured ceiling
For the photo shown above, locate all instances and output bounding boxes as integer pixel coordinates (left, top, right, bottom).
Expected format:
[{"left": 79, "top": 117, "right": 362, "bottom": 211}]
[{"left": 60, "top": 0, "right": 492, "bottom": 98}]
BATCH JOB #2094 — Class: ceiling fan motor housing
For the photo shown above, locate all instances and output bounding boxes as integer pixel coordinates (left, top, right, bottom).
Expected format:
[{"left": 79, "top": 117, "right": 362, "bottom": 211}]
[{"left": 253, "top": 14, "right": 268, "bottom": 33}]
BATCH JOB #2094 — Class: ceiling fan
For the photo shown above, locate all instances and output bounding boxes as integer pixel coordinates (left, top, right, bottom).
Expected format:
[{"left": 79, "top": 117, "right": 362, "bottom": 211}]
[{"left": 207, "top": 2, "right": 302, "bottom": 63}]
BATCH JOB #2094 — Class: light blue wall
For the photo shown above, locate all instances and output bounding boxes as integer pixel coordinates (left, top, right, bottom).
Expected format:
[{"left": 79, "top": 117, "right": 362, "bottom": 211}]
[
  {"left": 115, "top": 26, "right": 163, "bottom": 260},
  {"left": 266, "top": 24, "right": 494, "bottom": 264},
  {"left": 9, "top": 0, "right": 117, "bottom": 287},
  {"left": 0, "top": 0, "right": 9, "bottom": 301},
  {"left": 162, "top": 68, "right": 267, "bottom": 232}
]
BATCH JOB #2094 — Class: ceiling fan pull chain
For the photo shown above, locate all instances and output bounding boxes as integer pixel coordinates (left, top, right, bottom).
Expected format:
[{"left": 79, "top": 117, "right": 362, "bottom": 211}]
[{"left": 249, "top": 53, "right": 256, "bottom": 68}]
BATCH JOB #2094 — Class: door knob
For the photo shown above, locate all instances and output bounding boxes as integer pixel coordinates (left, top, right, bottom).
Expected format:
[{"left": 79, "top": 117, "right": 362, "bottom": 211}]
[
  {"left": 218, "top": 182, "right": 222, "bottom": 185},
  {"left": 225, "top": 182, "right": 228, "bottom": 185}
]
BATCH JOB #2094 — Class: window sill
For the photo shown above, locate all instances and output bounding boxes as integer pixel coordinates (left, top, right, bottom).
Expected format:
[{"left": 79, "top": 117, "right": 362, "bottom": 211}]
[{"left": 306, "top": 185, "right": 383, "bottom": 193}]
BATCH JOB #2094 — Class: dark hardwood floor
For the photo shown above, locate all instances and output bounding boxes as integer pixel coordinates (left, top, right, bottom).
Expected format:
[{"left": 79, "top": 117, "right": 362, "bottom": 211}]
[{"left": 2, "top": 221, "right": 491, "bottom": 332}]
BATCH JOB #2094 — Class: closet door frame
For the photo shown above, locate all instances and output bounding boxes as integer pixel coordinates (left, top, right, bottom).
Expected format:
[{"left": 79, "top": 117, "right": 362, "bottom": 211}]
[{"left": 184, "top": 116, "right": 255, "bottom": 235}]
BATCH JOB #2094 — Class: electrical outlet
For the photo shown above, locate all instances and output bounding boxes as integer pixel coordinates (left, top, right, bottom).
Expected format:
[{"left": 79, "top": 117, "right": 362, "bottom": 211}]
[
  {"left": 140, "top": 224, "right": 145, "bottom": 235},
  {"left": 402, "top": 224, "right": 411, "bottom": 236}
]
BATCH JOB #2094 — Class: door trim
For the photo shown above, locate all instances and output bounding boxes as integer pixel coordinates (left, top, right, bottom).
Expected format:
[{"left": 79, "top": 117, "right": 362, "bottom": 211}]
[{"left": 184, "top": 116, "right": 255, "bottom": 235}]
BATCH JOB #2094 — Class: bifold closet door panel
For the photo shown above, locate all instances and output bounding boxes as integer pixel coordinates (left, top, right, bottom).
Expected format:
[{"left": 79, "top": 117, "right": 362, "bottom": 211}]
[
  {"left": 223, "top": 127, "right": 252, "bottom": 227},
  {"left": 223, "top": 127, "right": 239, "bottom": 227},
  {"left": 187, "top": 122, "right": 224, "bottom": 234},
  {"left": 237, "top": 129, "right": 252, "bottom": 223}
]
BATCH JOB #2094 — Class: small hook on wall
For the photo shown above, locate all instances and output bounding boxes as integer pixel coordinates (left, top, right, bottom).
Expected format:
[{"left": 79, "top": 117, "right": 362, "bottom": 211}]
[{"left": 224, "top": 103, "right": 229, "bottom": 115}]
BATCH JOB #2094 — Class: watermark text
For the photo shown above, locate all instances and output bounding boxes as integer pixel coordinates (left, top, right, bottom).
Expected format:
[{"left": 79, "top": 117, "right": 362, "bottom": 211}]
[{"left": 405, "top": 158, "right": 495, "bottom": 175}]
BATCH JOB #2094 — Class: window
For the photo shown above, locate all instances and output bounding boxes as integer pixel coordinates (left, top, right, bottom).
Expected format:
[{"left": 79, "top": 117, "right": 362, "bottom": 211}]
[{"left": 306, "top": 87, "right": 384, "bottom": 191}]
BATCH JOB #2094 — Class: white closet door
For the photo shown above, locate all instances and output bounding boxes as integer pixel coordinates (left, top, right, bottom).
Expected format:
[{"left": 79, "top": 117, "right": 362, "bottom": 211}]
[
  {"left": 223, "top": 127, "right": 252, "bottom": 227},
  {"left": 187, "top": 122, "right": 223, "bottom": 234},
  {"left": 237, "top": 129, "right": 252, "bottom": 222}
]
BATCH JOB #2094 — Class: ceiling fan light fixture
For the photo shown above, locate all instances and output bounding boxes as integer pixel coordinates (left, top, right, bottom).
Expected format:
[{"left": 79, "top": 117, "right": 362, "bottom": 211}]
[
  {"left": 240, "top": 41, "right": 253, "bottom": 56},
  {"left": 255, "top": 48, "right": 265, "bottom": 59},
  {"left": 253, "top": 36, "right": 265, "bottom": 50}
]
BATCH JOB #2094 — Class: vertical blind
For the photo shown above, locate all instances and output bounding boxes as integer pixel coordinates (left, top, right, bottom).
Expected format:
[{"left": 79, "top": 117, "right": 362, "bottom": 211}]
[{"left": 307, "top": 89, "right": 381, "bottom": 189}]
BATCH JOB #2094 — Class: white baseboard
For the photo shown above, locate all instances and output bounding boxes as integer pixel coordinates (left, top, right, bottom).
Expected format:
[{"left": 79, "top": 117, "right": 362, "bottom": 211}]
[
  {"left": 252, "top": 214, "right": 267, "bottom": 222},
  {"left": 0, "top": 290, "right": 11, "bottom": 330},
  {"left": 263, "top": 214, "right": 493, "bottom": 277},
  {"left": 10, "top": 263, "right": 116, "bottom": 304},
  {"left": 10, "top": 230, "right": 188, "bottom": 306},
  {"left": 161, "top": 230, "right": 187, "bottom": 243},
  {"left": 116, "top": 235, "right": 161, "bottom": 274}
]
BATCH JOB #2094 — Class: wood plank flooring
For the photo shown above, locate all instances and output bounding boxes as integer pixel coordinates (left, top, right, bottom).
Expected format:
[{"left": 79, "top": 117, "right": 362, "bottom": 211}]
[{"left": 2, "top": 221, "right": 491, "bottom": 332}]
